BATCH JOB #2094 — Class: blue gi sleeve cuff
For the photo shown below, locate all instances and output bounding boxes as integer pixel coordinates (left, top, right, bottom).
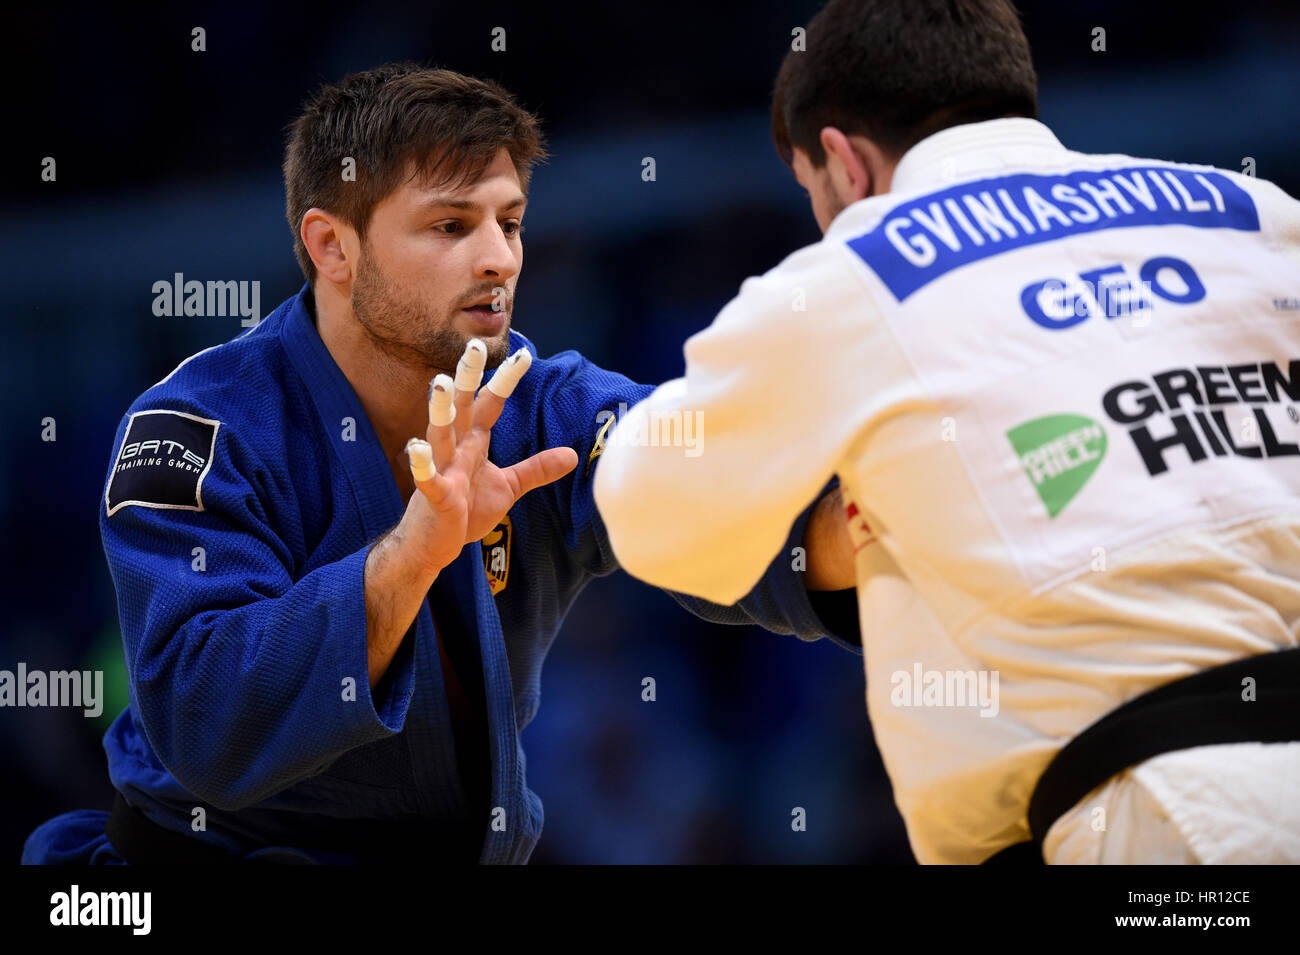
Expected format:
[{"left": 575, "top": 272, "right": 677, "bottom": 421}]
[
  {"left": 768, "top": 498, "right": 861, "bottom": 653},
  {"left": 806, "top": 588, "right": 862, "bottom": 650},
  {"left": 332, "top": 547, "right": 416, "bottom": 734}
]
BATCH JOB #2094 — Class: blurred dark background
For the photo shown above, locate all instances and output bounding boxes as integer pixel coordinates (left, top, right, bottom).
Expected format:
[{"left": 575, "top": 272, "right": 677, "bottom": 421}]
[{"left": 3, "top": 0, "right": 1298, "bottom": 864}]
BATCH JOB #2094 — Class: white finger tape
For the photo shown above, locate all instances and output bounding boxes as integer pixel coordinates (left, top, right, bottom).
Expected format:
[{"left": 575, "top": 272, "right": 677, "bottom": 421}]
[
  {"left": 486, "top": 348, "right": 532, "bottom": 399},
  {"left": 455, "top": 338, "right": 487, "bottom": 392},
  {"left": 429, "top": 374, "right": 456, "bottom": 427},
  {"left": 405, "top": 438, "right": 435, "bottom": 482}
]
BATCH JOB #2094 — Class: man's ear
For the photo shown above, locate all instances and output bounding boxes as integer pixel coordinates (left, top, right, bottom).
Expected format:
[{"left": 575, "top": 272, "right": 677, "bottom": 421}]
[
  {"left": 301, "top": 209, "right": 354, "bottom": 285},
  {"left": 818, "top": 126, "right": 872, "bottom": 203}
]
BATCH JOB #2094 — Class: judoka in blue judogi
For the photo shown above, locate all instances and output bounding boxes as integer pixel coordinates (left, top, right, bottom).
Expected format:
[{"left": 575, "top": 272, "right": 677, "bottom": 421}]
[{"left": 22, "top": 285, "right": 858, "bottom": 864}]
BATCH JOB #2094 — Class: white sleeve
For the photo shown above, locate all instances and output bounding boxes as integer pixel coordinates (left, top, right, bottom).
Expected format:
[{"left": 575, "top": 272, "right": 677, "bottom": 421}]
[{"left": 593, "top": 241, "right": 875, "bottom": 604}]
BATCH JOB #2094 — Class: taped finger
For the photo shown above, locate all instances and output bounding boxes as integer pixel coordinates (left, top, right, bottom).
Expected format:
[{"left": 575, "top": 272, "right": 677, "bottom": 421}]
[
  {"left": 455, "top": 338, "right": 487, "bottom": 393},
  {"left": 428, "top": 374, "right": 456, "bottom": 427},
  {"left": 453, "top": 339, "right": 486, "bottom": 437},
  {"left": 486, "top": 347, "right": 532, "bottom": 399},
  {"left": 427, "top": 374, "right": 457, "bottom": 469},
  {"left": 406, "top": 438, "right": 435, "bottom": 482}
]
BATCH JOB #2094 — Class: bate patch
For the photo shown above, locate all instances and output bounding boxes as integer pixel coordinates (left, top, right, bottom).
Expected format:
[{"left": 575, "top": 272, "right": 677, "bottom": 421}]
[{"left": 105, "top": 410, "right": 221, "bottom": 516}]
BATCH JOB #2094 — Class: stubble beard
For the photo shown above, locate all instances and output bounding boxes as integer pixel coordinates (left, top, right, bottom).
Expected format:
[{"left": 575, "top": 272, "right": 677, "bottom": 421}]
[{"left": 351, "top": 248, "right": 513, "bottom": 374}]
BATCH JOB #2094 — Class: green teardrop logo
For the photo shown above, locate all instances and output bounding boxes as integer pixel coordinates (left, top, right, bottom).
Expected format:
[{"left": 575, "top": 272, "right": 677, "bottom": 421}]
[{"left": 1006, "top": 414, "right": 1107, "bottom": 518}]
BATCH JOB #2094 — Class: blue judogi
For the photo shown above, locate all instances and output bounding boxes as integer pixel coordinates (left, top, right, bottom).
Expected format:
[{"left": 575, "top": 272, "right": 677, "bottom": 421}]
[{"left": 22, "top": 285, "right": 857, "bottom": 864}]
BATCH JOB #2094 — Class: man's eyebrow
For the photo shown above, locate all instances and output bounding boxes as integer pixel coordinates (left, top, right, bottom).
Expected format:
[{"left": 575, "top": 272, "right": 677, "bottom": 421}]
[{"left": 420, "top": 194, "right": 528, "bottom": 212}]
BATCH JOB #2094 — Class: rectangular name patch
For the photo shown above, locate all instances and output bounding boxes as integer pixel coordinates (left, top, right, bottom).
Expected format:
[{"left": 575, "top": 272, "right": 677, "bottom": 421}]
[
  {"left": 846, "top": 166, "right": 1260, "bottom": 302},
  {"left": 105, "top": 410, "right": 220, "bottom": 516}
]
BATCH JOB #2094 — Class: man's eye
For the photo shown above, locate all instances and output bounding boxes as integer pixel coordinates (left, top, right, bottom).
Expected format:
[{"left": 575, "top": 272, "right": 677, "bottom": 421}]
[
  {"left": 503, "top": 220, "right": 524, "bottom": 236},
  {"left": 434, "top": 221, "right": 462, "bottom": 235}
]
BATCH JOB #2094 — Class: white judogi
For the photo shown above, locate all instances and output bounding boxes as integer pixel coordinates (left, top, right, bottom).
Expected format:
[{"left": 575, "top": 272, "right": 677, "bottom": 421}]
[{"left": 593, "top": 118, "right": 1300, "bottom": 864}]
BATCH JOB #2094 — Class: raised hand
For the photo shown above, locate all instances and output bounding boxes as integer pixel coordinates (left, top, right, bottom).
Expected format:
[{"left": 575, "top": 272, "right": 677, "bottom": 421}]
[{"left": 402, "top": 339, "right": 578, "bottom": 576}]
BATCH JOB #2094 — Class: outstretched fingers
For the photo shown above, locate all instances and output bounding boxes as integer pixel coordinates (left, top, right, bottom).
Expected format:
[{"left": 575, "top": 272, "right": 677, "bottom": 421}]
[
  {"left": 406, "top": 438, "right": 456, "bottom": 509},
  {"left": 453, "top": 338, "right": 487, "bottom": 440},
  {"left": 426, "top": 374, "right": 457, "bottom": 471},
  {"left": 472, "top": 347, "right": 533, "bottom": 433}
]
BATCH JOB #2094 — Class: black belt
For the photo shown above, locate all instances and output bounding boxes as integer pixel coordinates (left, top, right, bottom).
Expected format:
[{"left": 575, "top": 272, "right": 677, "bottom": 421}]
[
  {"left": 106, "top": 792, "right": 483, "bottom": 865},
  {"left": 984, "top": 645, "right": 1300, "bottom": 864},
  {"left": 107, "top": 793, "right": 247, "bottom": 865}
]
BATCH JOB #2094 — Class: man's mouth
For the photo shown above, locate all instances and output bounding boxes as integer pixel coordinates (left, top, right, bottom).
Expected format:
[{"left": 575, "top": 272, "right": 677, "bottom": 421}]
[{"left": 462, "top": 303, "right": 508, "bottom": 329}]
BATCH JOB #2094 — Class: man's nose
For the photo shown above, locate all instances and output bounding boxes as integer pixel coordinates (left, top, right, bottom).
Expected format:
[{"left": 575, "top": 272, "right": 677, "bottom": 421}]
[{"left": 474, "top": 222, "right": 518, "bottom": 282}]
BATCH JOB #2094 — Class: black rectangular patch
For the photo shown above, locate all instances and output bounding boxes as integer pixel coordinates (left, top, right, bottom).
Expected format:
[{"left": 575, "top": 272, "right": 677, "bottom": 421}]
[{"left": 105, "top": 410, "right": 221, "bottom": 516}]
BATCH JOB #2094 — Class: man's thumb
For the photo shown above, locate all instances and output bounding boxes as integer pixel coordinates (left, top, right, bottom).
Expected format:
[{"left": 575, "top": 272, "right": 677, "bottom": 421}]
[{"left": 507, "top": 446, "right": 579, "bottom": 499}]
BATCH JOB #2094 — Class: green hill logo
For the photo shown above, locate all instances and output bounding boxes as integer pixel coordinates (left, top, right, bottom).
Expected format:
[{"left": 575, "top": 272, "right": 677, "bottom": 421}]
[{"left": 1007, "top": 414, "right": 1107, "bottom": 518}]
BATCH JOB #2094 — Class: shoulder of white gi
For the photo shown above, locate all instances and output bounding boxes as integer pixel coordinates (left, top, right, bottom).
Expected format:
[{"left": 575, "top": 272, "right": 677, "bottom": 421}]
[{"left": 593, "top": 237, "right": 875, "bottom": 605}]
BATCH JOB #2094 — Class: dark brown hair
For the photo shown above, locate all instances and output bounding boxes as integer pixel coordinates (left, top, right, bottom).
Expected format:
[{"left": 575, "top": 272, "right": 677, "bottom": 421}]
[
  {"left": 284, "top": 63, "right": 548, "bottom": 282},
  {"left": 772, "top": 0, "right": 1038, "bottom": 167}
]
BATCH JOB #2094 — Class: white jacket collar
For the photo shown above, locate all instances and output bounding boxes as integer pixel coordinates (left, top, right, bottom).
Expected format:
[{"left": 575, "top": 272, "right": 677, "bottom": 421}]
[{"left": 889, "top": 117, "right": 1067, "bottom": 194}]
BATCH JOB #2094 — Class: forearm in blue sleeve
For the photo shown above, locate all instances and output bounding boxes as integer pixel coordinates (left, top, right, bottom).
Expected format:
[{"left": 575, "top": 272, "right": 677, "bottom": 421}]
[
  {"left": 661, "top": 490, "right": 862, "bottom": 653},
  {"left": 111, "top": 520, "right": 416, "bottom": 811}
]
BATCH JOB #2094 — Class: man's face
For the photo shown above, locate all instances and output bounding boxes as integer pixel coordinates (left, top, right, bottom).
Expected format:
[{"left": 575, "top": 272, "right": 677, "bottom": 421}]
[
  {"left": 791, "top": 147, "right": 845, "bottom": 235},
  {"left": 351, "top": 147, "right": 525, "bottom": 371}
]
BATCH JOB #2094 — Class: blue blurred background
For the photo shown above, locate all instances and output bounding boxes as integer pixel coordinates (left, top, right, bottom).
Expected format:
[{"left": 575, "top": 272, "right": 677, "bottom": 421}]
[{"left": 4, "top": 0, "right": 1298, "bottom": 864}]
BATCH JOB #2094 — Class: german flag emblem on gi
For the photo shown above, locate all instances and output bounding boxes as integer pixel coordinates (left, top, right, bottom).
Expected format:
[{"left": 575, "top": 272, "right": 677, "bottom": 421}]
[{"left": 482, "top": 515, "right": 512, "bottom": 596}]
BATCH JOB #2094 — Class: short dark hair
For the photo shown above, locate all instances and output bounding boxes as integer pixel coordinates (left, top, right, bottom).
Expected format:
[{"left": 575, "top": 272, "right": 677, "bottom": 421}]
[
  {"left": 772, "top": 0, "right": 1038, "bottom": 167},
  {"left": 284, "top": 63, "right": 548, "bottom": 282}
]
